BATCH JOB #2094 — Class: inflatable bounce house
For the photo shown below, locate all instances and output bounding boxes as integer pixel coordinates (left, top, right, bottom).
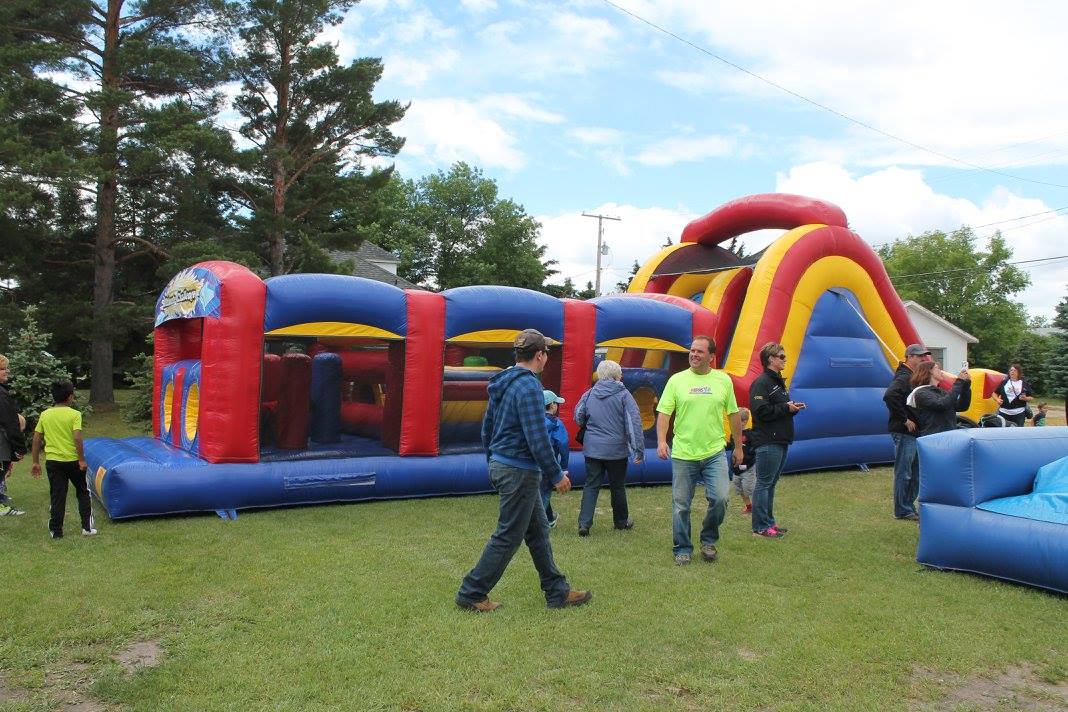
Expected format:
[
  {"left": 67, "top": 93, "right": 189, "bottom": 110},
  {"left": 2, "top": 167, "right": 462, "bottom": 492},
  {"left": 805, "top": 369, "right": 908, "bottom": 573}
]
[{"left": 85, "top": 193, "right": 1002, "bottom": 519}]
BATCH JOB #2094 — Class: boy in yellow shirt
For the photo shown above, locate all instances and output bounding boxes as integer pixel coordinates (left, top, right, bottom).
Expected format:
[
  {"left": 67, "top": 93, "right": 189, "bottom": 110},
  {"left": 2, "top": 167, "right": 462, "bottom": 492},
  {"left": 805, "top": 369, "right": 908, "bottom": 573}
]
[{"left": 30, "top": 380, "right": 95, "bottom": 538}]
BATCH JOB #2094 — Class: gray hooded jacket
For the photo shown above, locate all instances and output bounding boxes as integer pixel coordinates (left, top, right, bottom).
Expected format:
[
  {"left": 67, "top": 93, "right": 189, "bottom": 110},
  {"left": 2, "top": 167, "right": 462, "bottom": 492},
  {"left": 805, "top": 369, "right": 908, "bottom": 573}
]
[{"left": 574, "top": 378, "right": 644, "bottom": 461}]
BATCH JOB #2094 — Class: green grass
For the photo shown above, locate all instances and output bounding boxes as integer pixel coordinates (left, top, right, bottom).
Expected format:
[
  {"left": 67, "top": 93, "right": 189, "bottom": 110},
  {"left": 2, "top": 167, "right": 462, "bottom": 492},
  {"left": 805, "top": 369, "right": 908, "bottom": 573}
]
[{"left": 1, "top": 392, "right": 1065, "bottom": 711}]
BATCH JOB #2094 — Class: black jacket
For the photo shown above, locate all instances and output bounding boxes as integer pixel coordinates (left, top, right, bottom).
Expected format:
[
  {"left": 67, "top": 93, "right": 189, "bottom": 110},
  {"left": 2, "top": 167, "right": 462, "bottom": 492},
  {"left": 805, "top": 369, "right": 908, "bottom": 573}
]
[
  {"left": 883, "top": 363, "right": 917, "bottom": 435},
  {"left": 911, "top": 380, "right": 971, "bottom": 437},
  {"left": 993, "top": 378, "right": 1033, "bottom": 413},
  {"left": 726, "top": 428, "right": 755, "bottom": 476},
  {"left": 749, "top": 369, "right": 796, "bottom": 447},
  {"left": 0, "top": 384, "right": 26, "bottom": 460}
]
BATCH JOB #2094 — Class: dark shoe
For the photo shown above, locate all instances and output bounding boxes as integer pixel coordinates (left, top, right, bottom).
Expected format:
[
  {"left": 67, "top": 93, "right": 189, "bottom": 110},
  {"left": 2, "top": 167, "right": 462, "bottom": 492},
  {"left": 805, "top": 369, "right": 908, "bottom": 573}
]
[
  {"left": 49, "top": 530, "right": 63, "bottom": 539},
  {"left": 578, "top": 526, "right": 590, "bottom": 537},
  {"left": 700, "top": 545, "right": 718, "bottom": 562},
  {"left": 753, "top": 528, "right": 783, "bottom": 538},
  {"left": 457, "top": 598, "right": 502, "bottom": 613},
  {"left": 771, "top": 525, "right": 788, "bottom": 534},
  {"left": 550, "top": 590, "right": 592, "bottom": 609},
  {"left": 614, "top": 519, "right": 634, "bottom": 530},
  {"left": 674, "top": 554, "right": 691, "bottom": 566},
  {"left": 895, "top": 513, "right": 920, "bottom": 521}
]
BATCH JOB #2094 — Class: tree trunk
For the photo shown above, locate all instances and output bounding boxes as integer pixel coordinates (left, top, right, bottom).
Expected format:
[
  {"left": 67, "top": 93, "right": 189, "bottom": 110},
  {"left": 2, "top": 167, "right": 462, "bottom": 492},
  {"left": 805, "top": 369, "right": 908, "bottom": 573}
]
[
  {"left": 268, "top": 41, "right": 291, "bottom": 276},
  {"left": 90, "top": 0, "right": 122, "bottom": 405}
]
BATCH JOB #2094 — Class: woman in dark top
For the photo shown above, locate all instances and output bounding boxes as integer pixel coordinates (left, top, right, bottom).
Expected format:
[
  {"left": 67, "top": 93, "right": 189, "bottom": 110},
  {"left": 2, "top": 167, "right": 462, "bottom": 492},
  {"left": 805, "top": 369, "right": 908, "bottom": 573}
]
[
  {"left": 993, "top": 363, "right": 1033, "bottom": 427},
  {"left": 906, "top": 362, "right": 971, "bottom": 436}
]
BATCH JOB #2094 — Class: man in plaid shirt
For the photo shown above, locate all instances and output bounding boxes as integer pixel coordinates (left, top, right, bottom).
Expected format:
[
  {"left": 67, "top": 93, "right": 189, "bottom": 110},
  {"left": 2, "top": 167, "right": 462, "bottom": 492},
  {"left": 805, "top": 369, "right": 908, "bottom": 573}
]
[{"left": 456, "top": 329, "right": 592, "bottom": 612}]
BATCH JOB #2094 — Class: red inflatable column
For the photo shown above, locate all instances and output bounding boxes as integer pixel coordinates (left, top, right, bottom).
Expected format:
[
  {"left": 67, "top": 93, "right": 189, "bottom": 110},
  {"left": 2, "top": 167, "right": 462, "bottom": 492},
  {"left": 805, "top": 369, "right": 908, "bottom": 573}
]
[
  {"left": 560, "top": 299, "right": 596, "bottom": 446},
  {"left": 196, "top": 261, "right": 266, "bottom": 463},
  {"left": 152, "top": 319, "right": 201, "bottom": 440},
  {"left": 276, "top": 353, "right": 312, "bottom": 449},
  {"left": 380, "top": 342, "right": 406, "bottom": 451},
  {"left": 399, "top": 290, "right": 445, "bottom": 456}
]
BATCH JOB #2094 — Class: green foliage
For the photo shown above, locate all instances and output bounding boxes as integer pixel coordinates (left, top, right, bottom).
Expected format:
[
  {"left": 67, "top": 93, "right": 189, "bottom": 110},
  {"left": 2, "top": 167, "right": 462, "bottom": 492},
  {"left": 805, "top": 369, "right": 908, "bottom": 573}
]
[
  {"left": 375, "top": 163, "right": 556, "bottom": 290},
  {"left": 615, "top": 260, "right": 642, "bottom": 293},
  {"left": 122, "top": 335, "right": 155, "bottom": 426},
  {"left": 1016, "top": 334, "right": 1053, "bottom": 394},
  {"left": 1054, "top": 292, "right": 1068, "bottom": 331},
  {"left": 878, "top": 228, "right": 1030, "bottom": 369},
  {"left": 1044, "top": 334, "right": 1068, "bottom": 399},
  {"left": 230, "top": 0, "right": 406, "bottom": 275},
  {"left": 5, "top": 305, "right": 72, "bottom": 424}
]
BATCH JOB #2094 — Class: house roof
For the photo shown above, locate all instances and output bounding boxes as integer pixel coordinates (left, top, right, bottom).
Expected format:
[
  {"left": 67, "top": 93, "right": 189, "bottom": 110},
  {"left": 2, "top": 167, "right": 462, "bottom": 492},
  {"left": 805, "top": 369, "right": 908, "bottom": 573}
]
[
  {"left": 328, "top": 246, "right": 418, "bottom": 290},
  {"left": 903, "top": 300, "right": 978, "bottom": 343}
]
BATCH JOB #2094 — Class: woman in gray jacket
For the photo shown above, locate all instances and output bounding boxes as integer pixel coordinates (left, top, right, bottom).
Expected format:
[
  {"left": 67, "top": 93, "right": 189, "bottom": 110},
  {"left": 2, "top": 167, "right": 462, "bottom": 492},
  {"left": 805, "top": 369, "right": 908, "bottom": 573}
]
[{"left": 575, "top": 360, "right": 644, "bottom": 536}]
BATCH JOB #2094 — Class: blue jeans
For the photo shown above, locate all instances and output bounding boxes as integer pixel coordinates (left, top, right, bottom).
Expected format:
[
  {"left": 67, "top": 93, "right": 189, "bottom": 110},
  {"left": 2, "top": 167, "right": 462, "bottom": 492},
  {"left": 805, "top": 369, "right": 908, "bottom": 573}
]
[
  {"left": 457, "top": 461, "right": 570, "bottom": 607},
  {"left": 578, "top": 457, "right": 630, "bottom": 530},
  {"left": 751, "top": 443, "right": 788, "bottom": 532},
  {"left": 671, "top": 451, "right": 729, "bottom": 556},
  {"left": 891, "top": 432, "right": 919, "bottom": 517}
]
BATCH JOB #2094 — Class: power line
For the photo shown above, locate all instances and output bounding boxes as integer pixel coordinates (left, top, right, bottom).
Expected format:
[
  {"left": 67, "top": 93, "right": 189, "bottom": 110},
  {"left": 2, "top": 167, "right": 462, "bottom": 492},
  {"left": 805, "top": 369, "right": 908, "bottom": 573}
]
[
  {"left": 889, "top": 254, "right": 1068, "bottom": 287},
  {"left": 601, "top": 0, "right": 1068, "bottom": 189}
]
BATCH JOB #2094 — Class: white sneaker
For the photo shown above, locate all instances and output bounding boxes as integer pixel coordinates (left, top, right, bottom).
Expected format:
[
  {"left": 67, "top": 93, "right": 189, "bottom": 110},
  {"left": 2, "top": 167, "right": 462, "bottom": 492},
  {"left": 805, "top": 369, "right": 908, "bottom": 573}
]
[
  {"left": 0, "top": 505, "right": 25, "bottom": 516},
  {"left": 82, "top": 528, "right": 98, "bottom": 536}
]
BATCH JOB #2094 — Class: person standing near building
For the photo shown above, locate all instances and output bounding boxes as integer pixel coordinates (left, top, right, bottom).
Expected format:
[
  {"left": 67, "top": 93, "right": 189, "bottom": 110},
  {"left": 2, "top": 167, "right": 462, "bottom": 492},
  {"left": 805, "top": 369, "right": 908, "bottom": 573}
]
[
  {"left": 883, "top": 344, "right": 931, "bottom": 521},
  {"left": 455, "top": 329, "right": 592, "bottom": 612},
  {"left": 656, "top": 336, "right": 744, "bottom": 566}
]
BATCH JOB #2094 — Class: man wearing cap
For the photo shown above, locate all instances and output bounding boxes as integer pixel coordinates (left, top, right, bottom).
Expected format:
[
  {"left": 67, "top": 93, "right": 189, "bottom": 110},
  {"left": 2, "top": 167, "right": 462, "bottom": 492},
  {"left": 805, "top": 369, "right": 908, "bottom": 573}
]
[
  {"left": 456, "top": 329, "right": 592, "bottom": 612},
  {"left": 883, "top": 344, "right": 932, "bottom": 521},
  {"left": 656, "top": 335, "right": 744, "bottom": 565}
]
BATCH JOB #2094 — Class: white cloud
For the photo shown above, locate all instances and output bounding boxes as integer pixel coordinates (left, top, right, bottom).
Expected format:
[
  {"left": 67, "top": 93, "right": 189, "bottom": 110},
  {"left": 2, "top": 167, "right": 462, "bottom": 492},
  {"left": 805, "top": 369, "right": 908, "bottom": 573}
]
[
  {"left": 775, "top": 162, "right": 1068, "bottom": 318},
  {"left": 633, "top": 134, "right": 737, "bottom": 166},
  {"left": 569, "top": 127, "right": 624, "bottom": 145},
  {"left": 539, "top": 204, "right": 696, "bottom": 293},
  {"left": 398, "top": 98, "right": 525, "bottom": 170},
  {"left": 479, "top": 94, "right": 564, "bottom": 124},
  {"left": 461, "top": 0, "right": 497, "bottom": 12},
  {"left": 635, "top": 1, "right": 1068, "bottom": 167},
  {"left": 382, "top": 49, "right": 460, "bottom": 87}
]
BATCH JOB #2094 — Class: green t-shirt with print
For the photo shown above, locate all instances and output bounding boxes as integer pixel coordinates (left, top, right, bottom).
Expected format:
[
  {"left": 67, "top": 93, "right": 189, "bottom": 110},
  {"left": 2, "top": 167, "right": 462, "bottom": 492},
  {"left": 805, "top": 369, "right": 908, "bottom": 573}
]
[
  {"left": 656, "top": 368, "right": 738, "bottom": 461},
  {"left": 34, "top": 405, "right": 82, "bottom": 462}
]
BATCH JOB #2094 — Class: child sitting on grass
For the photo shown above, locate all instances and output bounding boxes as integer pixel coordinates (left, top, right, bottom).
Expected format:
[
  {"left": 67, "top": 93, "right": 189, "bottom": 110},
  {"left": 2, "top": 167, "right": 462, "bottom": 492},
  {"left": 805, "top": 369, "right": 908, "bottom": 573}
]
[
  {"left": 30, "top": 380, "right": 96, "bottom": 538},
  {"left": 727, "top": 407, "right": 756, "bottom": 514},
  {"left": 542, "top": 390, "right": 570, "bottom": 529}
]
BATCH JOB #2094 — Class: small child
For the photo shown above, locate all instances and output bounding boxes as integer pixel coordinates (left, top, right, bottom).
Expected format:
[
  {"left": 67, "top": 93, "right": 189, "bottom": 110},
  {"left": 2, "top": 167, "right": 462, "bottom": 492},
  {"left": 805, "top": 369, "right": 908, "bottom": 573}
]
[
  {"left": 726, "top": 407, "right": 756, "bottom": 514},
  {"left": 1032, "top": 403, "right": 1048, "bottom": 427},
  {"left": 0, "top": 353, "right": 28, "bottom": 516},
  {"left": 542, "top": 390, "right": 570, "bottom": 529},
  {"left": 30, "top": 380, "right": 96, "bottom": 538}
]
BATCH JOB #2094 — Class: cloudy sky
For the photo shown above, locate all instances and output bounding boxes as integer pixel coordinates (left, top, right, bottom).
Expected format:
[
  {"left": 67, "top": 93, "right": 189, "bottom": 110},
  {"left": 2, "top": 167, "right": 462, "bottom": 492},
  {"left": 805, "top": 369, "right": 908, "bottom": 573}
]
[{"left": 330, "top": 0, "right": 1068, "bottom": 317}]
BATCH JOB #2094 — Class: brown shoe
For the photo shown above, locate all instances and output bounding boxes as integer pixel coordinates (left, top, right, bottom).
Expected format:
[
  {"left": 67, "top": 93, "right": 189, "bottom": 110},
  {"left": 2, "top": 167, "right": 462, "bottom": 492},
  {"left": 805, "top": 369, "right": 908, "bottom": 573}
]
[
  {"left": 550, "top": 589, "right": 592, "bottom": 608},
  {"left": 700, "top": 545, "right": 718, "bottom": 562},
  {"left": 458, "top": 598, "right": 502, "bottom": 613}
]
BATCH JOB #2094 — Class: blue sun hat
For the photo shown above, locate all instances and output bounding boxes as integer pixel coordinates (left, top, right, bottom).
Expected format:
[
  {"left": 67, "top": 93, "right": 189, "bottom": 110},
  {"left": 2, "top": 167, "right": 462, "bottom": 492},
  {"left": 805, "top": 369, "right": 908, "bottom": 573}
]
[{"left": 543, "top": 390, "right": 565, "bottom": 407}]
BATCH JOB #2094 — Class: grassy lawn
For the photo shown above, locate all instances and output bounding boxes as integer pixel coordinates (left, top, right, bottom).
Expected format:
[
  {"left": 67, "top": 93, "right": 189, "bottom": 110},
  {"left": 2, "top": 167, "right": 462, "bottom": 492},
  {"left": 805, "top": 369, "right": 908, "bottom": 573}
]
[{"left": 1, "top": 393, "right": 1065, "bottom": 711}]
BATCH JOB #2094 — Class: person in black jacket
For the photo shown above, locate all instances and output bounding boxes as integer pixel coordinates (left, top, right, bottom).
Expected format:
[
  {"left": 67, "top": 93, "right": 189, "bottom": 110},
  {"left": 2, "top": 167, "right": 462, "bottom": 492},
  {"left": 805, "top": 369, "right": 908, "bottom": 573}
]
[
  {"left": 749, "top": 342, "right": 804, "bottom": 538},
  {"left": 882, "top": 344, "right": 931, "bottom": 521},
  {"left": 0, "top": 354, "right": 28, "bottom": 516},
  {"left": 906, "top": 362, "right": 971, "bottom": 436},
  {"left": 992, "top": 363, "right": 1033, "bottom": 427}
]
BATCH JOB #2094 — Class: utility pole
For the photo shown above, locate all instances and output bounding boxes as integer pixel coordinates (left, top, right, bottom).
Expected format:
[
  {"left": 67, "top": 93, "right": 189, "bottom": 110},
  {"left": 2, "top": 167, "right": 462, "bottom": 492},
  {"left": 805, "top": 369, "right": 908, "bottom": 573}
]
[{"left": 581, "top": 212, "right": 621, "bottom": 295}]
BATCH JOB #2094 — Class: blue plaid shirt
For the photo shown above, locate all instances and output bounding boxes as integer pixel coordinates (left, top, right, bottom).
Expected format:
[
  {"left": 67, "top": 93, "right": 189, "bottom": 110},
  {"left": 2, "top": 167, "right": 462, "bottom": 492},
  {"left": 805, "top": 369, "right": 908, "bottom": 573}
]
[{"left": 482, "top": 366, "right": 565, "bottom": 485}]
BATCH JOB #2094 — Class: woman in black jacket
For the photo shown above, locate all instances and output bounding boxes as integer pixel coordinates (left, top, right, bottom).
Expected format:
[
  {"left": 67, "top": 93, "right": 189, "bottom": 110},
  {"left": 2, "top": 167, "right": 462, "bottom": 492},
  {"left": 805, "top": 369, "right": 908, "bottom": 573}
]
[
  {"left": 993, "top": 363, "right": 1033, "bottom": 427},
  {"left": 748, "top": 342, "right": 804, "bottom": 539},
  {"left": 906, "top": 362, "right": 971, "bottom": 436}
]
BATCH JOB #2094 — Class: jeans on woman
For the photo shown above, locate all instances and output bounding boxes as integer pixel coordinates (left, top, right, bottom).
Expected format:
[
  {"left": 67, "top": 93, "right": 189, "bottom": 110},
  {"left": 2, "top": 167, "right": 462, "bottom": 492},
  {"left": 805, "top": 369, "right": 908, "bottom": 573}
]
[
  {"left": 578, "top": 457, "right": 629, "bottom": 530},
  {"left": 456, "top": 461, "right": 570, "bottom": 607},
  {"left": 751, "top": 443, "right": 788, "bottom": 532}
]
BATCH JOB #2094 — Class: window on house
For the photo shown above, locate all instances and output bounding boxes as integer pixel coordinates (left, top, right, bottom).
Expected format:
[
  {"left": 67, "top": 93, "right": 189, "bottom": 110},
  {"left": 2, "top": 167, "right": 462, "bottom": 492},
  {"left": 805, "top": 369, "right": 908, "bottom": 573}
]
[{"left": 928, "top": 347, "right": 946, "bottom": 367}]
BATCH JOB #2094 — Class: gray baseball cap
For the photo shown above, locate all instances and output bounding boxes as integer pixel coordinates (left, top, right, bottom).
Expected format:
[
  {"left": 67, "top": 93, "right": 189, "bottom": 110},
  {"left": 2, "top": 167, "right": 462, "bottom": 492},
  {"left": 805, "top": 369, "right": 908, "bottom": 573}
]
[{"left": 904, "top": 344, "right": 931, "bottom": 357}]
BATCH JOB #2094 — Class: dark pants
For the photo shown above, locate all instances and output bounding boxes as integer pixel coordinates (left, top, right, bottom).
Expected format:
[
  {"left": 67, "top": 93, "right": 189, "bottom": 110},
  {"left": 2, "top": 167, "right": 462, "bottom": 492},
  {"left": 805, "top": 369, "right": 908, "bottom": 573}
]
[
  {"left": 1000, "top": 411, "right": 1026, "bottom": 427},
  {"left": 751, "top": 444, "right": 788, "bottom": 532},
  {"left": 457, "top": 461, "right": 570, "bottom": 607},
  {"left": 47, "top": 460, "right": 93, "bottom": 536},
  {"left": 578, "top": 457, "right": 629, "bottom": 529},
  {"left": 891, "top": 432, "right": 920, "bottom": 517}
]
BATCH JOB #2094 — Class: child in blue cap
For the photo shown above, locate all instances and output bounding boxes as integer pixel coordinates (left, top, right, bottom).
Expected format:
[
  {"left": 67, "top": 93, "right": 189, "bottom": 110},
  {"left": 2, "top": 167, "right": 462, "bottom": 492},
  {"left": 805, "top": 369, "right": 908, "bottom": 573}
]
[{"left": 542, "top": 390, "right": 570, "bottom": 528}]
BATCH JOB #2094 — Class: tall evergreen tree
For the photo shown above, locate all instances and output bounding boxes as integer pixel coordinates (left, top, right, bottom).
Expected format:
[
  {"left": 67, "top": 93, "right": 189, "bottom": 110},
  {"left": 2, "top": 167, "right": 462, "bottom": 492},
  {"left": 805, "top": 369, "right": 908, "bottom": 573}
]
[
  {"left": 230, "top": 0, "right": 406, "bottom": 276},
  {"left": 5, "top": 0, "right": 232, "bottom": 404}
]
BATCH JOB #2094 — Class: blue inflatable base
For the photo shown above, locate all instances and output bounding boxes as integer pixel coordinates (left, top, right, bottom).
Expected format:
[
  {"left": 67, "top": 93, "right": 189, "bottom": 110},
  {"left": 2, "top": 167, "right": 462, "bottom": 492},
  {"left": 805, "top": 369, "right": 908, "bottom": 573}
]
[{"left": 85, "top": 437, "right": 679, "bottom": 520}]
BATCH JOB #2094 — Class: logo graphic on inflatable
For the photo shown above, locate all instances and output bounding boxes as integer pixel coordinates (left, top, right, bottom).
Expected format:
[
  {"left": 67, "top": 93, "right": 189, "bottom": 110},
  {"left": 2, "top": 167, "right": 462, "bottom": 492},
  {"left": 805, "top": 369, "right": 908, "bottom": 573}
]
[{"left": 155, "top": 267, "right": 221, "bottom": 326}]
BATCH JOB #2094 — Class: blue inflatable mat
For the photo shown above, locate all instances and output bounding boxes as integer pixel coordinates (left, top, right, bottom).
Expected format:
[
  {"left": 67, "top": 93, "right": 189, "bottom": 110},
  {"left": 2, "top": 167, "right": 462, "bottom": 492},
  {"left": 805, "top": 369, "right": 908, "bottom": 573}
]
[{"left": 977, "top": 454, "right": 1068, "bottom": 525}]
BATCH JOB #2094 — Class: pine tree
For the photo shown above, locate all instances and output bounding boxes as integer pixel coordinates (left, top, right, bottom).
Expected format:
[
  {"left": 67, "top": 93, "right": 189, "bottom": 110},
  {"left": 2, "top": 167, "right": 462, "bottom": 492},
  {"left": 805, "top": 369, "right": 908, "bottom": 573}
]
[{"left": 5, "top": 306, "right": 73, "bottom": 425}]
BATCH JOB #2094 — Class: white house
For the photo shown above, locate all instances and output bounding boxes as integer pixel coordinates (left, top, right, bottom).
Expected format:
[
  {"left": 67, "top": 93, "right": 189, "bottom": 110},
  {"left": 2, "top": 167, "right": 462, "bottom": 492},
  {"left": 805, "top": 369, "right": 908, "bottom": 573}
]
[{"left": 903, "top": 301, "right": 978, "bottom": 370}]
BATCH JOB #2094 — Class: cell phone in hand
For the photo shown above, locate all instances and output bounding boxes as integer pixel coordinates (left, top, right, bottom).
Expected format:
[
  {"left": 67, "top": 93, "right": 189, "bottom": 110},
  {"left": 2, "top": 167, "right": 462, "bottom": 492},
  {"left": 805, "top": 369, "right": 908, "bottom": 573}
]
[{"left": 961, "top": 361, "right": 969, "bottom": 370}]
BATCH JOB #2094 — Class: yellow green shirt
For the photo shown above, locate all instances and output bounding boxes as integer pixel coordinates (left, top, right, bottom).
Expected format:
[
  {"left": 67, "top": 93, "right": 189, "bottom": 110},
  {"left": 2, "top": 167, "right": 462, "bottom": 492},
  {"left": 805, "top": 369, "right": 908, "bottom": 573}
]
[
  {"left": 34, "top": 405, "right": 82, "bottom": 462},
  {"left": 657, "top": 368, "right": 738, "bottom": 461}
]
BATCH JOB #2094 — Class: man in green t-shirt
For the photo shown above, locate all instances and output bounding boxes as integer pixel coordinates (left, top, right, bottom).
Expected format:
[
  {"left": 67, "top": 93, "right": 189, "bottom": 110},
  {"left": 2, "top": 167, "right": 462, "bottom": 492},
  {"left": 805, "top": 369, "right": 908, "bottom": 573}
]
[
  {"left": 656, "top": 336, "right": 743, "bottom": 565},
  {"left": 30, "top": 380, "right": 95, "bottom": 539}
]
